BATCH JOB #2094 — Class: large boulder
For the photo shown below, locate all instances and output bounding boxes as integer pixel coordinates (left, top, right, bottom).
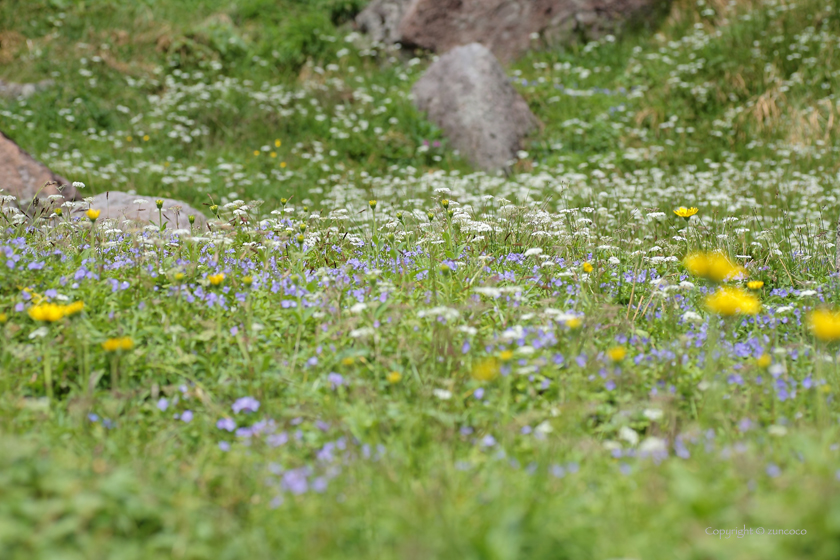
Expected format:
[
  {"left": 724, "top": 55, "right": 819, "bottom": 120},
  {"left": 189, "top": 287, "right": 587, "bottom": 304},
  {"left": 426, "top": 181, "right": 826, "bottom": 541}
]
[
  {"left": 412, "top": 43, "right": 538, "bottom": 171},
  {"left": 0, "top": 130, "right": 77, "bottom": 204},
  {"left": 358, "top": 0, "right": 664, "bottom": 62},
  {"left": 83, "top": 192, "right": 208, "bottom": 231}
]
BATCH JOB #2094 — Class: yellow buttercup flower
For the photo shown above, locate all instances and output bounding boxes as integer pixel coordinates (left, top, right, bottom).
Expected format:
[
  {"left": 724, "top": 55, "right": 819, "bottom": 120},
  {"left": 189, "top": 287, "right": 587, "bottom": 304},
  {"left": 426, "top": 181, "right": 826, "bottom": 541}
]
[
  {"left": 499, "top": 350, "right": 514, "bottom": 362},
  {"left": 102, "top": 336, "right": 134, "bottom": 352},
  {"left": 756, "top": 354, "right": 772, "bottom": 368},
  {"left": 0, "top": 312, "right": 7, "bottom": 323},
  {"left": 28, "top": 303, "right": 66, "bottom": 322},
  {"left": 386, "top": 371, "right": 402, "bottom": 384},
  {"left": 369, "top": 200, "right": 377, "bottom": 211},
  {"left": 582, "top": 262, "right": 594, "bottom": 274},
  {"left": 63, "top": 301, "right": 85, "bottom": 316},
  {"left": 704, "top": 287, "right": 761, "bottom": 316},
  {"left": 808, "top": 309, "right": 840, "bottom": 342},
  {"left": 747, "top": 281, "right": 764, "bottom": 290},
  {"left": 683, "top": 251, "right": 746, "bottom": 283},
  {"left": 674, "top": 207, "right": 699, "bottom": 219},
  {"left": 566, "top": 317, "right": 582, "bottom": 330},
  {"left": 253, "top": 150, "right": 260, "bottom": 156},
  {"left": 208, "top": 273, "right": 225, "bottom": 286},
  {"left": 607, "top": 346, "right": 627, "bottom": 363},
  {"left": 275, "top": 139, "right": 281, "bottom": 148},
  {"left": 86, "top": 209, "right": 101, "bottom": 221},
  {"left": 471, "top": 357, "right": 500, "bottom": 382}
]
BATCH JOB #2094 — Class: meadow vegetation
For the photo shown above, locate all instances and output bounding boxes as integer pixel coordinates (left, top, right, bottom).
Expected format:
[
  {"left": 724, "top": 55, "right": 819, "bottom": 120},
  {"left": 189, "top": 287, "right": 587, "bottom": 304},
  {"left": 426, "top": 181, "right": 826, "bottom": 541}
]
[{"left": 2, "top": 0, "right": 840, "bottom": 558}]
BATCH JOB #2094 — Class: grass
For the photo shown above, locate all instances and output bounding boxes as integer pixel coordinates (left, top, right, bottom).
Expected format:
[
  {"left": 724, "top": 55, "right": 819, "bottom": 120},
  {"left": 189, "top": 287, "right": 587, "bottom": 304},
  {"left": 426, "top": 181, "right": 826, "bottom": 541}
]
[{"left": 2, "top": 0, "right": 840, "bottom": 558}]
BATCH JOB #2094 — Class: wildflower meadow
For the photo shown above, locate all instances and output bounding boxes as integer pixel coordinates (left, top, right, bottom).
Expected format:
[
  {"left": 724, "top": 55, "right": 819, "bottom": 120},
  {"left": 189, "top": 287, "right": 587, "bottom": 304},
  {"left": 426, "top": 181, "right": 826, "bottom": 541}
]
[{"left": 2, "top": 0, "right": 840, "bottom": 558}]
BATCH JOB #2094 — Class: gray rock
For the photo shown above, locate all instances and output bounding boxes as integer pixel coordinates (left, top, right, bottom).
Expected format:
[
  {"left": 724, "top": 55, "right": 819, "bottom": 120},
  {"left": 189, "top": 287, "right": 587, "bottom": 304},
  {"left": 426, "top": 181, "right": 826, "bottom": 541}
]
[
  {"left": 359, "top": 0, "right": 666, "bottom": 63},
  {"left": 0, "top": 79, "right": 54, "bottom": 100},
  {"left": 355, "top": 0, "right": 416, "bottom": 45},
  {"left": 412, "top": 44, "right": 538, "bottom": 171},
  {"left": 83, "top": 192, "right": 208, "bottom": 231}
]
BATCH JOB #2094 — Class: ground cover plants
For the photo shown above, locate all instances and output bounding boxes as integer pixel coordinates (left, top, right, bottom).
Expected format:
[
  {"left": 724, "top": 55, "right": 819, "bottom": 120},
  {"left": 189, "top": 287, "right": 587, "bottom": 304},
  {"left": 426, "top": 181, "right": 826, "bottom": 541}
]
[{"left": 2, "top": 0, "right": 840, "bottom": 558}]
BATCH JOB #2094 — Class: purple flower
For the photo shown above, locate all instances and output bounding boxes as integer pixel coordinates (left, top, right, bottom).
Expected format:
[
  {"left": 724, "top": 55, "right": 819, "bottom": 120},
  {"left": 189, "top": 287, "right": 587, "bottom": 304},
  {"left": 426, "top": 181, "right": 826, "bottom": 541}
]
[
  {"left": 327, "top": 372, "right": 344, "bottom": 389},
  {"left": 157, "top": 398, "right": 169, "bottom": 411},
  {"left": 217, "top": 418, "right": 237, "bottom": 432},
  {"left": 474, "top": 387, "right": 485, "bottom": 400},
  {"left": 481, "top": 434, "right": 496, "bottom": 447},
  {"left": 219, "top": 441, "right": 231, "bottom": 452},
  {"left": 180, "top": 410, "right": 194, "bottom": 423},
  {"left": 766, "top": 463, "right": 781, "bottom": 478},
  {"left": 232, "top": 396, "right": 260, "bottom": 413}
]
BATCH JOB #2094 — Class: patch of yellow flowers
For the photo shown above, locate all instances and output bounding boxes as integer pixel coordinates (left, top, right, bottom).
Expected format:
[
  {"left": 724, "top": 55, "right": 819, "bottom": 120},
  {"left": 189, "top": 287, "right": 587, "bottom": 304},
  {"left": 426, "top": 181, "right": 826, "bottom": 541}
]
[
  {"left": 102, "top": 336, "right": 134, "bottom": 352},
  {"left": 27, "top": 301, "right": 85, "bottom": 322},
  {"left": 704, "top": 287, "right": 760, "bottom": 316}
]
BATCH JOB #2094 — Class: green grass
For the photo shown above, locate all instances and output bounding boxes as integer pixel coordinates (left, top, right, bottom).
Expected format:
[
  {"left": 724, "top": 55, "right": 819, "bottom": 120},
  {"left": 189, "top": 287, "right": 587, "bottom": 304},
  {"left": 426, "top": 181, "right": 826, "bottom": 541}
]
[{"left": 3, "top": 0, "right": 840, "bottom": 558}]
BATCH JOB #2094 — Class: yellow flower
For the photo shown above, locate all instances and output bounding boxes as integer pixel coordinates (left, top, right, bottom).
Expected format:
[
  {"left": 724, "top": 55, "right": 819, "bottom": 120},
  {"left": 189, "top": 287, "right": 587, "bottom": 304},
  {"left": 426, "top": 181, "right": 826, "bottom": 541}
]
[
  {"left": 270, "top": 151, "right": 277, "bottom": 158},
  {"left": 280, "top": 162, "right": 287, "bottom": 168},
  {"left": 499, "top": 350, "right": 514, "bottom": 362},
  {"left": 54, "top": 208, "right": 62, "bottom": 216},
  {"left": 341, "top": 357, "right": 355, "bottom": 366},
  {"left": 808, "top": 309, "right": 840, "bottom": 342},
  {"left": 386, "top": 371, "right": 402, "bottom": 384},
  {"left": 673, "top": 207, "right": 699, "bottom": 219},
  {"left": 747, "top": 281, "right": 764, "bottom": 290},
  {"left": 607, "top": 346, "right": 627, "bottom": 363},
  {"left": 756, "top": 354, "right": 772, "bottom": 368},
  {"left": 208, "top": 273, "right": 225, "bottom": 286},
  {"left": 126, "top": 136, "right": 133, "bottom": 142},
  {"left": 704, "top": 287, "right": 761, "bottom": 316},
  {"left": 471, "top": 357, "right": 499, "bottom": 382},
  {"left": 369, "top": 200, "right": 377, "bottom": 211},
  {"left": 174, "top": 272, "right": 185, "bottom": 281},
  {"left": 102, "top": 336, "right": 134, "bottom": 352},
  {"left": 582, "top": 262, "right": 594, "bottom": 274},
  {"left": 242, "top": 275, "right": 253, "bottom": 286},
  {"left": 275, "top": 139, "right": 282, "bottom": 148},
  {"left": 253, "top": 150, "right": 260, "bottom": 156},
  {"left": 28, "top": 303, "right": 66, "bottom": 322},
  {"left": 86, "top": 209, "right": 101, "bottom": 221},
  {"left": 143, "top": 135, "right": 150, "bottom": 142},
  {"left": 0, "top": 312, "right": 7, "bottom": 323},
  {"left": 683, "top": 251, "right": 745, "bottom": 282},
  {"left": 566, "top": 317, "right": 582, "bottom": 330},
  {"left": 63, "top": 301, "right": 85, "bottom": 316}
]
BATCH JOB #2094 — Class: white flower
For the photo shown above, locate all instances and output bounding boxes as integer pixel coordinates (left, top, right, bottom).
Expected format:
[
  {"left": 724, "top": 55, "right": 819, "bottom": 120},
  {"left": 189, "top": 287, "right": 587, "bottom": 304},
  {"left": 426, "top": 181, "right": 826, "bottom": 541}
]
[
  {"left": 418, "top": 306, "right": 460, "bottom": 321},
  {"left": 798, "top": 290, "right": 817, "bottom": 297},
  {"left": 349, "top": 302, "right": 367, "bottom": 314},
  {"left": 639, "top": 437, "right": 667, "bottom": 455},
  {"left": 619, "top": 426, "right": 639, "bottom": 446},
  {"left": 608, "top": 256, "right": 621, "bottom": 265},
  {"left": 72, "top": 181, "right": 86, "bottom": 189},
  {"left": 768, "top": 425, "right": 788, "bottom": 437},
  {"left": 524, "top": 247, "right": 543, "bottom": 257},
  {"left": 433, "top": 389, "right": 452, "bottom": 400},
  {"left": 681, "top": 311, "right": 703, "bottom": 324},
  {"left": 349, "top": 327, "right": 374, "bottom": 338},
  {"left": 535, "top": 421, "right": 553, "bottom": 435},
  {"left": 643, "top": 408, "right": 664, "bottom": 421}
]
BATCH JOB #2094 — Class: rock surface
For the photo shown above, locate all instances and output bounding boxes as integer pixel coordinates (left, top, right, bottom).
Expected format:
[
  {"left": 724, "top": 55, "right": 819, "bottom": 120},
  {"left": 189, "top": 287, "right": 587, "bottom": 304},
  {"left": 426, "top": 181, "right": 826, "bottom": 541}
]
[
  {"left": 358, "top": 0, "right": 663, "bottom": 62},
  {"left": 355, "top": 0, "right": 415, "bottom": 45},
  {"left": 0, "top": 130, "right": 77, "bottom": 204},
  {"left": 84, "top": 192, "right": 208, "bottom": 231},
  {"left": 412, "top": 43, "right": 538, "bottom": 171},
  {"left": 0, "top": 79, "right": 54, "bottom": 100}
]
